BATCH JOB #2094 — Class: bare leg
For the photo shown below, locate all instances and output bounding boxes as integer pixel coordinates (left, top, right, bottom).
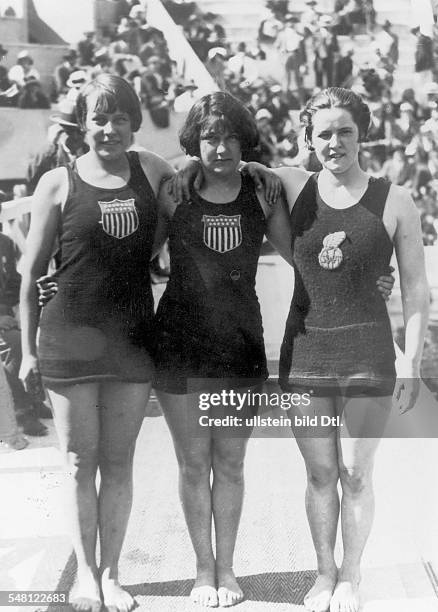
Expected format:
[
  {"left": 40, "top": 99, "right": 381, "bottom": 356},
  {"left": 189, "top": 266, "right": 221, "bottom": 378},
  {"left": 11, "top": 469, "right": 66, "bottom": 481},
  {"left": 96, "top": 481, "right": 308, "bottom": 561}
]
[
  {"left": 330, "top": 395, "right": 392, "bottom": 612},
  {"left": 98, "top": 381, "right": 150, "bottom": 612},
  {"left": 290, "top": 397, "right": 339, "bottom": 612},
  {"left": 48, "top": 384, "right": 101, "bottom": 612},
  {"left": 157, "top": 391, "right": 218, "bottom": 608},
  {"left": 212, "top": 434, "right": 250, "bottom": 607}
]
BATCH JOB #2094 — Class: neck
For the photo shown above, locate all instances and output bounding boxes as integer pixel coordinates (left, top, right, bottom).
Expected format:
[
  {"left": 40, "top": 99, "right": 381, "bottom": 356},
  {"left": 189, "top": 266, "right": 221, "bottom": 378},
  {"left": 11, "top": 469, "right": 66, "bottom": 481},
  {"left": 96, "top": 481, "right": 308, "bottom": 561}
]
[
  {"left": 199, "top": 169, "right": 241, "bottom": 201},
  {"left": 320, "top": 161, "right": 367, "bottom": 188},
  {"left": 86, "top": 149, "right": 128, "bottom": 174},
  {"left": 204, "top": 169, "right": 241, "bottom": 189}
]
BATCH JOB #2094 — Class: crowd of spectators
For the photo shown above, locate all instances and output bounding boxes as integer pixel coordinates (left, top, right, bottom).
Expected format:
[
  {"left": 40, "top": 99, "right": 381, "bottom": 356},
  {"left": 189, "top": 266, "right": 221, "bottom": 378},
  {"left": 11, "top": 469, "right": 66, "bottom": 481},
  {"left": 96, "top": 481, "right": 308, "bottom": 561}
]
[
  {"left": 0, "top": 0, "right": 191, "bottom": 128},
  {"left": 1, "top": 0, "right": 438, "bottom": 246},
  {"left": 163, "top": 0, "right": 438, "bottom": 246}
]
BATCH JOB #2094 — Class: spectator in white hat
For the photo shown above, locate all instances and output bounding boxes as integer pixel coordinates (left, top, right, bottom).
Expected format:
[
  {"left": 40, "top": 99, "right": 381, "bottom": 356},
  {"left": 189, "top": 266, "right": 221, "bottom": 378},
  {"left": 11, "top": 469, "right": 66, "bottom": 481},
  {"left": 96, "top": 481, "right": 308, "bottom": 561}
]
[
  {"left": 27, "top": 98, "right": 87, "bottom": 194},
  {"left": 205, "top": 47, "right": 228, "bottom": 90},
  {"left": 65, "top": 70, "right": 89, "bottom": 102},
  {"left": 228, "top": 42, "right": 259, "bottom": 86},
  {"left": 8, "top": 50, "right": 40, "bottom": 88},
  {"left": 54, "top": 49, "right": 78, "bottom": 99}
]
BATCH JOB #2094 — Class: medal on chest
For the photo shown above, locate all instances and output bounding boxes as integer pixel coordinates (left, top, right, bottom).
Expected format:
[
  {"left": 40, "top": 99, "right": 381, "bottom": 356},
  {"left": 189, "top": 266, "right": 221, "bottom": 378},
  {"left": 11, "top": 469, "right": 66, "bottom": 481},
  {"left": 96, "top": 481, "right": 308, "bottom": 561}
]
[{"left": 318, "top": 231, "right": 346, "bottom": 270}]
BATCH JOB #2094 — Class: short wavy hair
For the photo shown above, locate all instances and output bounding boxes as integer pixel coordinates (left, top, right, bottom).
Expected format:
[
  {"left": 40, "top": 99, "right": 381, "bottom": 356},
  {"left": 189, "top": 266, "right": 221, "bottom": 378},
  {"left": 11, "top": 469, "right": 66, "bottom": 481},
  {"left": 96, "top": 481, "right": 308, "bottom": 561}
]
[
  {"left": 301, "top": 87, "right": 371, "bottom": 149},
  {"left": 76, "top": 74, "right": 142, "bottom": 132},
  {"left": 179, "top": 92, "right": 259, "bottom": 161}
]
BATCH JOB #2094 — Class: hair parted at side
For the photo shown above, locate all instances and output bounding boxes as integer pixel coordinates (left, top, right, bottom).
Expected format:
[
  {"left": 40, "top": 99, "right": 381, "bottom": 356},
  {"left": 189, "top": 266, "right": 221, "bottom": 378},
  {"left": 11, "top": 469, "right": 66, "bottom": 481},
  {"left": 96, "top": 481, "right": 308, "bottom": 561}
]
[
  {"left": 301, "top": 87, "right": 371, "bottom": 150},
  {"left": 179, "top": 91, "right": 259, "bottom": 160},
  {"left": 76, "top": 73, "right": 142, "bottom": 132}
]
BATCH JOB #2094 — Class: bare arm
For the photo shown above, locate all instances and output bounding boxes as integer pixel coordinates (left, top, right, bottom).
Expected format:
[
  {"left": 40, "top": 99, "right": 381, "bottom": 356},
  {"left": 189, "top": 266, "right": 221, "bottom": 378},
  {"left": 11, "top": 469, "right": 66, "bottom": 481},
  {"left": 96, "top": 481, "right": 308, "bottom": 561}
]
[
  {"left": 257, "top": 191, "right": 294, "bottom": 265},
  {"left": 271, "top": 166, "right": 311, "bottom": 213},
  {"left": 152, "top": 178, "right": 178, "bottom": 258},
  {"left": 388, "top": 185, "right": 430, "bottom": 411},
  {"left": 137, "top": 149, "right": 175, "bottom": 197},
  {"left": 19, "top": 167, "right": 66, "bottom": 378},
  {"left": 137, "top": 150, "right": 176, "bottom": 259}
]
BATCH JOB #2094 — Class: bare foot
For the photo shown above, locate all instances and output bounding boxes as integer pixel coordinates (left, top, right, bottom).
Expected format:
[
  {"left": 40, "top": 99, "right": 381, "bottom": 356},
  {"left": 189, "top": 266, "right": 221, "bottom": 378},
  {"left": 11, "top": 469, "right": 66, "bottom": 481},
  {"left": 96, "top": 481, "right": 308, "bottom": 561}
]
[
  {"left": 190, "top": 568, "right": 218, "bottom": 608},
  {"left": 101, "top": 576, "right": 135, "bottom": 612},
  {"left": 329, "top": 578, "right": 360, "bottom": 612},
  {"left": 2, "top": 433, "right": 28, "bottom": 451},
  {"left": 70, "top": 574, "right": 102, "bottom": 612},
  {"left": 304, "top": 573, "right": 337, "bottom": 612},
  {"left": 216, "top": 567, "right": 244, "bottom": 607}
]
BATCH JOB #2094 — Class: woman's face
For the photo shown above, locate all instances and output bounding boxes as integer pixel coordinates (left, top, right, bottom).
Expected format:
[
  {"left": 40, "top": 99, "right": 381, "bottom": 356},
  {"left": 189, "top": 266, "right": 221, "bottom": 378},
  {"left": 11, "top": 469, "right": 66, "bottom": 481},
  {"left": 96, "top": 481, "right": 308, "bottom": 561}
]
[
  {"left": 199, "top": 128, "right": 242, "bottom": 177},
  {"left": 311, "top": 107, "right": 361, "bottom": 175},
  {"left": 84, "top": 92, "right": 133, "bottom": 160}
]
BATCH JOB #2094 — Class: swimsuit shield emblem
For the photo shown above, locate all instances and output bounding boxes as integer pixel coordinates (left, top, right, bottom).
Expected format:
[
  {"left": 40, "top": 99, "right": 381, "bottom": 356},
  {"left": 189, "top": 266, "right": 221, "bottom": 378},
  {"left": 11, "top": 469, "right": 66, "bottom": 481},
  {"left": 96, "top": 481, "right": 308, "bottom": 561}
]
[
  {"left": 202, "top": 214, "right": 242, "bottom": 254},
  {"left": 98, "top": 198, "right": 139, "bottom": 239}
]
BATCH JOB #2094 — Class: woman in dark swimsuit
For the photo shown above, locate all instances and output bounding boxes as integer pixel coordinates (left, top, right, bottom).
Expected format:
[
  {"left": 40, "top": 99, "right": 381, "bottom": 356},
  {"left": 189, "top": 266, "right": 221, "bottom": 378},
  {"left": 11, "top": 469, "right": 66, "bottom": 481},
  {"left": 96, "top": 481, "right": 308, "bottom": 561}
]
[
  {"left": 265, "top": 88, "right": 429, "bottom": 612},
  {"left": 153, "top": 91, "right": 295, "bottom": 608},
  {"left": 172, "top": 87, "right": 427, "bottom": 612},
  {"left": 19, "top": 74, "right": 175, "bottom": 612}
]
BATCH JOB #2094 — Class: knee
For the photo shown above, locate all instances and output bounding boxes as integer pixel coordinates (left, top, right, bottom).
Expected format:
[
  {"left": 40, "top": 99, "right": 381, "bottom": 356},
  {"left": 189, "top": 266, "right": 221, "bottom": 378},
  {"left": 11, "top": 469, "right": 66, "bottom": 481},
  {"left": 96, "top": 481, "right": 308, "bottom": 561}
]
[
  {"left": 339, "top": 465, "right": 371, "bottom": 495},
  {"left": 307, "top": 464, "right": 339, "bottom": 490},
  {"left": 177, "top": 451, "right": 211, "bottom": 484},
  {"left": 99, "top": 445, "right": 135, "bottom": 481},
  {"left": 64, "top": 445, "right": 99, "bottom": 482},
  {"left": 212, "top": 448, "right": 245, "bottom": 485}
]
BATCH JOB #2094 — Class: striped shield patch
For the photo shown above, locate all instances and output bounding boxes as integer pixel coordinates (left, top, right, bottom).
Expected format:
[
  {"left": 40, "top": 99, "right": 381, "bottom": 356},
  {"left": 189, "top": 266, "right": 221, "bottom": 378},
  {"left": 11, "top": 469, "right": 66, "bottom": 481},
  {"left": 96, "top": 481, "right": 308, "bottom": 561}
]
[
  {"left": 202, "top": 214, "right": 242, "bottom": 253},
  {"left": 98, "top": 198, "right": 139, "bottom": 240}
]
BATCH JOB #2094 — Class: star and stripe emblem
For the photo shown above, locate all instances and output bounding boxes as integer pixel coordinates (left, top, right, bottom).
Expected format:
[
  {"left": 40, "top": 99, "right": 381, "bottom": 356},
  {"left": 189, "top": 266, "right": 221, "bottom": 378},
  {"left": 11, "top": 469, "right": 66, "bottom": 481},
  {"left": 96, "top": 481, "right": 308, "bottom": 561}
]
[
  {"left": 98, "top": 198, "right": 139, "bottom": 239},
  {"left": 202, "top": 214, "right": 242, "bottom": 253}
]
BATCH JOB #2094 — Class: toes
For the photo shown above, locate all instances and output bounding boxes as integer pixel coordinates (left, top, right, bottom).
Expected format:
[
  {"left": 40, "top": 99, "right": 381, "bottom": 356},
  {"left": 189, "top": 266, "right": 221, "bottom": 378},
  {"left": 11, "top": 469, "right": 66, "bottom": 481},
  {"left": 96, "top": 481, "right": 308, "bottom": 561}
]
[
  {"left": 217, "top": 587, "right": 243, "bottom": 608},
  {"left": 190, "top": 586, "right": 218, "bottom": 608},
  {"left": 71, "top": 597, "right": 102, "bottom": 612}
]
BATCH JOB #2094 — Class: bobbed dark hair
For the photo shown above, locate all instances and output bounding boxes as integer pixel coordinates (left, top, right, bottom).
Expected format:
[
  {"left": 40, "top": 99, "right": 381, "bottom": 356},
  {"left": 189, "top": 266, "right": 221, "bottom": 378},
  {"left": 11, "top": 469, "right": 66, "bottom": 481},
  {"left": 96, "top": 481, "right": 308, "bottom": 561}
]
[
  {"left": 179, "top": 91, "right": 259, "bottom": 161},
  {"left": 76, "top": 73, "right": 142, "bottom": 132},
  {"left": 301, "top": 87, "right": 371, "bottom": 150}
]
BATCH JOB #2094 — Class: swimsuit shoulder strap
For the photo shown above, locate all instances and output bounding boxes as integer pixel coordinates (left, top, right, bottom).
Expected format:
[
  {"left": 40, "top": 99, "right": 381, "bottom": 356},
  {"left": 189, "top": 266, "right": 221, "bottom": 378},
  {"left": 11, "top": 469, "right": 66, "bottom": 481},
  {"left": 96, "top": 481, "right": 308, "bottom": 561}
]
[
  {"left": 361, "top": 177, "right": 391, "bottom": 219},
  {"left": 126, "top": 151, "right": 157, "bottom": 203}
]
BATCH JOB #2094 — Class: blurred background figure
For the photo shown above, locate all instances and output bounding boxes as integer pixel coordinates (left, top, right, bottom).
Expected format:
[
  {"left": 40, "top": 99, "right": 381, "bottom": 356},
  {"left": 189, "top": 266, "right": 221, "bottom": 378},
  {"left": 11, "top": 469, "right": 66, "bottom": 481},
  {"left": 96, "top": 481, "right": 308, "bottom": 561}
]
[
  {"left": 54, "top": 49, "right": 78, "bottom": 100},
  {"left": 8, "top": 50, "right": 40, "bottom": 88},
  {"left": 276, "top": 14, "right": 306, "bottom": 96},
  {"left": 65, "top": 69, "right": 89, "bottom": 102},
  {"left": 228, "top": 42, "right": 259, "bottom": 86},
  {"left": 77, "top": 30, "right": 95, "bottom": 67},
  {"left": 0, "top": 225, "right": 49, "bottom": 437},
  {"left": 17, "top": 77, "right": 50, "bottom": 109},
  {"left": 205, "top": 46, "right": 228, "bottom": 90},
  {"left": 0, "top": 361, "right": 28, "bottom": 450},
  {"left": 140, "top": 54, "right": 170, "bottom": 128},
  {"left": 0, "top": 44, "right": 19, "bottom": 106},
  {"left": 27, "top": 99, "right": 87, "bottom": 194}
]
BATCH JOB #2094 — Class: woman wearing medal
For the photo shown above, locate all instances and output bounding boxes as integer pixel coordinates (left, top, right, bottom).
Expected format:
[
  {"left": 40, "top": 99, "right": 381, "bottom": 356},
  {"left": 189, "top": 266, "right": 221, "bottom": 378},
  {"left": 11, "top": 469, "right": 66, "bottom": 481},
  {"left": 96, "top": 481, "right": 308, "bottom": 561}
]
[
  {"left": 273, "top": 87, "right": 429, "bottom": 612},
  {"left": 175, "top": 86, "right": 429, "bottom": 612}
]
